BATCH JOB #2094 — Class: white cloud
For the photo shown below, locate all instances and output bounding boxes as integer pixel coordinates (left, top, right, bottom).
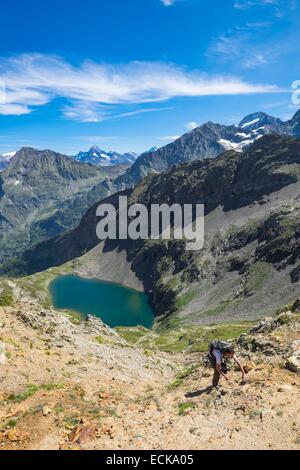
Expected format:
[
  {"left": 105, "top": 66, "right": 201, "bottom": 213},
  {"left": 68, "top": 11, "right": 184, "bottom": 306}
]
[
  {"left": 160, "top": 135, "right": 181, "bottom": 141},
  {"left": 185, "top": 121, "right": 199, "bottom": 130},
  {"left": 0, "top": 53, "right": 279, "bottom": 120},
  {"left": 209, "top": 27, "right": 274, "bottom": 68},
  {"left": 234, "top": 0, "right": 279, "bottom": 9},
  {"left": 161, "top": 0, "right": 175, "bottom": 5},
  {"left": 63, "top": 103, "right": 174, "bottom": 123}
]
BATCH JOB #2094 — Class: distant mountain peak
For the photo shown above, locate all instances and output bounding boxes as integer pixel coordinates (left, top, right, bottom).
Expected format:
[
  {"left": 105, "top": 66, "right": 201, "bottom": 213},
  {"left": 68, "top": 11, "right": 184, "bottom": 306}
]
[
  {"left": 238, "top": 111, "right": 286, "bottom": 131},
  {"left": 147, "top": 146, "right": 158, "bottom": 153},
  {"left": 74, "top": 146, "right": 138, "bottom": 167},
  {"left": 0, "top": 151, "right": 17, "bottom": 171}
]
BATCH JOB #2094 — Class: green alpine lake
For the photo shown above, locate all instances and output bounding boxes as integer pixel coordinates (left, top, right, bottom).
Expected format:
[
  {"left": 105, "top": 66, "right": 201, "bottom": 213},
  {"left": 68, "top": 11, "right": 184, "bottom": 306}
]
[{"left": 49, "top": 275, "right": 154, "bottom": 328}]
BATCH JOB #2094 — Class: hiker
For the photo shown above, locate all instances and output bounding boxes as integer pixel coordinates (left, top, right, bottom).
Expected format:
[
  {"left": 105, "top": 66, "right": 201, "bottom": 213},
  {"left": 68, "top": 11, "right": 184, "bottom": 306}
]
[{"left": 207, "top": 340, "right": 247, "bottom": 387}]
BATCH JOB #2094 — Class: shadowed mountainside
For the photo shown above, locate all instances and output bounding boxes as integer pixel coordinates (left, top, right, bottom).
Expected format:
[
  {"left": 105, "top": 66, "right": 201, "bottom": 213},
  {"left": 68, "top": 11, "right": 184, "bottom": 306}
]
[{"left": 2, "top": 135, "right": 300, "bottom": 325}]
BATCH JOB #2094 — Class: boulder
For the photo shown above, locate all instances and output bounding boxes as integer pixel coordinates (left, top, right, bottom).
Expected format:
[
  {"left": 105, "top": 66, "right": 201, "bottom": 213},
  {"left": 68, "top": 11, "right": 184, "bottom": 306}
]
[
  {"left": 291, "top": 340, "right": 300, "bottom": 352},
  {"left": 250, "top": 317, "right": 274, "bottom": 334},
  {"left": 286, "top": 354, "right": 300, "bottom": 374},
  {"left": 278, "top": 384, "right": 293, "bottom": 392},
  {"left": 275, "top": 311, "right": 294, "bottom": 325},
  {"left": 291, "top": 299, "right": 300, "bottom": 312}
]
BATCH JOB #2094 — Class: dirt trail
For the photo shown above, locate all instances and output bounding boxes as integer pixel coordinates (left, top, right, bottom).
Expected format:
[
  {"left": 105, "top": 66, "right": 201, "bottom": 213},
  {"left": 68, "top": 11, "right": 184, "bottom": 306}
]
[{"left": 0, "top": 301, "right": 299, "bottom": 450}]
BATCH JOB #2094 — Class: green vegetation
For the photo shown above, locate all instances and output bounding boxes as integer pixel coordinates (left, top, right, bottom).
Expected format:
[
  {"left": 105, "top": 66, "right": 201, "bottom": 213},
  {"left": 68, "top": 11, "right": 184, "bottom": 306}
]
[
  {"left": 0, "top": 291, "right": 13, "bottom": 306},
  {"left": 7, "top": 419, "right": 17, "bottom": 428},
  {"left": 94, "top": 334, "right": 125, "bottom": 347},
  {"left": 199, "top": 299, "right": 240, "bottom": 318},
  {"left": 13, "top": 263, "right": 75, "bottom": 308},
  {"left": 246, "top": 262, "right": 271, "bottom": 292},
  {"left": 178, "top": 402, "right": 196, "bottom": 416},
  {"left": 5, "top": 383, "right": 64, "bottom": 404},
  {"left": 116, "top": 322, "right": 252, "bottom": 354},
  {"left": 168, "top": 364, "right": 200, "bottom": 390},
  {"left": 115, "top": 326, "right": 150, "bottom": 345},
  {"left": 64, "top": 416, "right": 81, "bottom": 429},
  {"left": 175, "top": 290, "right": 197, "bottom": 311},
  {"left": 0, "top": 282, "right": 14, "bottom": 306}
]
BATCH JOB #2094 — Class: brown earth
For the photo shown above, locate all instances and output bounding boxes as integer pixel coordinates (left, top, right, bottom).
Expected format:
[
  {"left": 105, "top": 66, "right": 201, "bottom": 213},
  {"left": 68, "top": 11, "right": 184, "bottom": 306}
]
[{"left": 0, "top": 301, "right": 299, "bottom": 450}]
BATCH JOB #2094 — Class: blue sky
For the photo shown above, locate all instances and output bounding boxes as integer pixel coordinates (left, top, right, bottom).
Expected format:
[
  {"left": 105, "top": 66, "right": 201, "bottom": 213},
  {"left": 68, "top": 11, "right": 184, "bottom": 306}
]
[{"left": 0, "top": 0, "right": 299, "bottom": 155}]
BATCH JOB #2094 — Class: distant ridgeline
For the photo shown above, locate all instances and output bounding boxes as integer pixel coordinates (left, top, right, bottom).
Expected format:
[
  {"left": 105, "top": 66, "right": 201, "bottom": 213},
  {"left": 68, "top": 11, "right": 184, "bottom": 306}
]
[{"left": 2, "top": 134, "right": 300, "bottom": 326}]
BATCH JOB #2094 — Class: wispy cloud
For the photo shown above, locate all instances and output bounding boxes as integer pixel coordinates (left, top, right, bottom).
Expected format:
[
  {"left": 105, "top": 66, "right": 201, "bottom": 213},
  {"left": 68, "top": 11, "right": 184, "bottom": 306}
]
[
  {"left": 234, "top": 0, "right": 279, "bottom": 9},
  {"left": 185, "top": 121, "right": 199, "bottom": 130},
  {"left": 233, "top": 0, "right": 293, "bottom": 18},
  {"left": 161, "top": 0, "right": 176, "bottom": 6},
  {"left": 209, "top": 0, "right": 296, "bottom": 68},
  {"left": 159, "top": 135, "right": 181, "bottom": 141},
  {"left": 0, "top": 53, "right": 279, "bottom": 121},
  {"left": 63, "top": 103, "right": 174, "bottom": 123},
  {"left": 208, "top": 21, "right": 276, "bottom": 68}
]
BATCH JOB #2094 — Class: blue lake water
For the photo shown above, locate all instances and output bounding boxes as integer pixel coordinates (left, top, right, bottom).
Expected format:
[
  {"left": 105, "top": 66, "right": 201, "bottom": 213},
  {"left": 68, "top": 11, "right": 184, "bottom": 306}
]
[{"left": 49, "top": 275, "right": 154, "bottom": 328}]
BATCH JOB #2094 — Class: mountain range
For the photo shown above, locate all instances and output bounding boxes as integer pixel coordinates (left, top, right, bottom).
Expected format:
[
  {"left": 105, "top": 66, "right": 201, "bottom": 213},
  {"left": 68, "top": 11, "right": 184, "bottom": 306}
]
[
  {"left": 3, "top": 134, "right": 300, "bottom": 326},
  {"left": 112, "top": 109, "right": 300, "bottom": 192},
  {"left": 0, "top": 111, "right": 300, "bottom": 313},
  {"left": 73, "top": 145, "right": 138, "bottom": 167},
  {"left": 0, "top": 147, "right": 138, "bottom": 172},
  {"left": 0, "top": 147, "right": 116, "bottom": 264}
]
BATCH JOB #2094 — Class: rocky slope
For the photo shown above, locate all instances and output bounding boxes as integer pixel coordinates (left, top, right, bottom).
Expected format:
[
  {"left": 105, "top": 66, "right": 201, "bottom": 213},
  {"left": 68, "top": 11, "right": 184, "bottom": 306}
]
[
  {"left": 3, "top": 135, "right": 300, "bottom": 325},
  {"left": 0, "top": 293, "right": 299, "bottom": 450},
  {"left": 0, "top": 147, "right": 116, "bottom": 264}
]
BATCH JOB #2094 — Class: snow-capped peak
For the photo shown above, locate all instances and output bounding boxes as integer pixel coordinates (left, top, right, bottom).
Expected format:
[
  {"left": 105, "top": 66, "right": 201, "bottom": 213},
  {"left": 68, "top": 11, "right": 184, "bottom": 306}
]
[
  {"left": 2, "top": 151, "right": 16, "bottom": 160},
  {"left": 147, "top": 146, "right": 158, "bottom": 153},
  {"left": 74, "top": 146, "right": 138, "bottom": 167}
]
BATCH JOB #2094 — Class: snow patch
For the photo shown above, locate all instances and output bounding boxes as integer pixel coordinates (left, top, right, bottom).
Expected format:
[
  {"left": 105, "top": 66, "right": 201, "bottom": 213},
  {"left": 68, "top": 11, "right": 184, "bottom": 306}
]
[
  {"left": 218, "top": 139, "right": 244, "bottom": 152},
  {"left": 235, "top": 132, "right": 251, "bottom": 138},
  {"left": 241, "top": 118, "right": 260, "bottom": 129}
]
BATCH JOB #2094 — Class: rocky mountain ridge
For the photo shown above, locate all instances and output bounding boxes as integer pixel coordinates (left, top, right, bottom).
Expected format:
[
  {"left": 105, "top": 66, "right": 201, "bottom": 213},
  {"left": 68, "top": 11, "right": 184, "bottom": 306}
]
[
  {"left": 111, "top": 109, "right": 300, "bottom": 192},
  {"left": 0, "top": 147, "right": 114, "bottom": 264},
  {"left": 3, "top": 135, "right": 300, "bottom": 325}
]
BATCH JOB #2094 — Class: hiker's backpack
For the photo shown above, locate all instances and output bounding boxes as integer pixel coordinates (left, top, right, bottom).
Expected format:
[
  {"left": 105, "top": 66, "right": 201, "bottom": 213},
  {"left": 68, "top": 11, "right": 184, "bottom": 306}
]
[{"left": 208, "top": 340, "right": 232, "bottom": 356}]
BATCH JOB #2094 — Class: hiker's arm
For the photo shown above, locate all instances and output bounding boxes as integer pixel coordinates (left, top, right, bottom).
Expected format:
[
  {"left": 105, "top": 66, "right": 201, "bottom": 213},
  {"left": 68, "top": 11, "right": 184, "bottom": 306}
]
[{"left": 233, "top": 355, "right": 246, "bottom": 379}]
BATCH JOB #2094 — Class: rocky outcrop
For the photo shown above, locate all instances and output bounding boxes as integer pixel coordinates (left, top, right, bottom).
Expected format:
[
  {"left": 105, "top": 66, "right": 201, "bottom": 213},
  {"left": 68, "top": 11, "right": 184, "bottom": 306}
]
[
  {"left": 14, "top": 299, "right": 122, "bottom": 345},
  {"left": 238, "top": 310, "right": 300, "bottom": 363},
  {"left": 286, "top": 339, "right": 300, "bottom": 374}
]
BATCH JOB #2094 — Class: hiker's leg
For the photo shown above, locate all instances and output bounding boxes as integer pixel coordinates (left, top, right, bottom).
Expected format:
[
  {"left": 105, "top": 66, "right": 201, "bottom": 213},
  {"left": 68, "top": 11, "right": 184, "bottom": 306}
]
[
  {"left": 212, "top": 368, "right": 220, "bottom": 387},
  {"left": 208, "top": 355, "right": 220, "bottom": 387}
]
